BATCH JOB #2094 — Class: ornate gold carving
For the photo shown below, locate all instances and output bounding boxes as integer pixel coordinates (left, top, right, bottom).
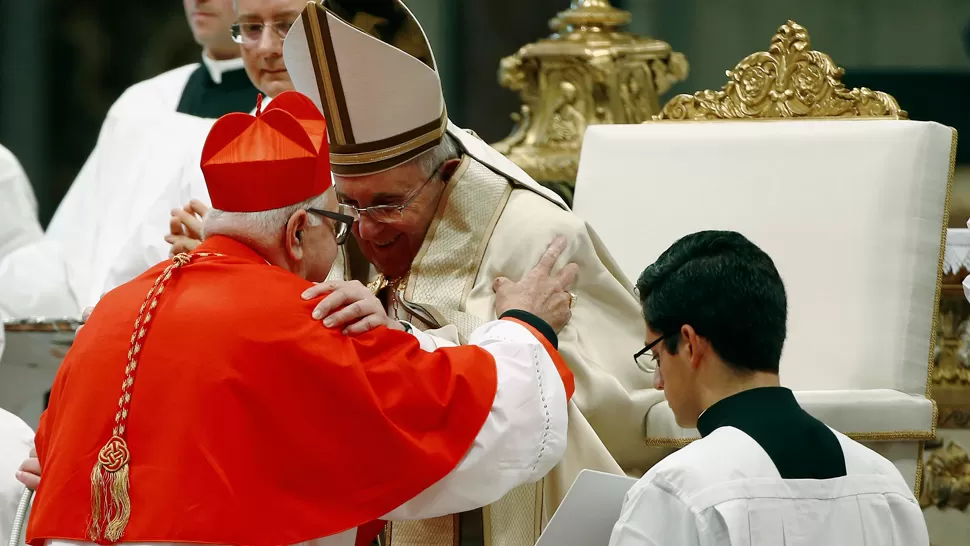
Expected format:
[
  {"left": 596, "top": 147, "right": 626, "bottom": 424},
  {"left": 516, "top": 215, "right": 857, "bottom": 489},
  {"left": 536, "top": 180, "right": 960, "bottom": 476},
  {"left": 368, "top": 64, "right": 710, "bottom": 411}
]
[
  {"left": 493, "top": 0, "right": 687, "bottom": 198},
  {"left": 934, "top": 205, "right": 970, "bottom": 429},
  {"left": 943, "top": 266, "right": 970, "bottom": 287},
  {"left": 656, "top": 20, "right": 906, "bottom": 121},
  {"left": 920, "top": 440, "right": 970, "bottom": 511},
  {"left": 934, "top": 300, "right": 970, "bottom": 427}
]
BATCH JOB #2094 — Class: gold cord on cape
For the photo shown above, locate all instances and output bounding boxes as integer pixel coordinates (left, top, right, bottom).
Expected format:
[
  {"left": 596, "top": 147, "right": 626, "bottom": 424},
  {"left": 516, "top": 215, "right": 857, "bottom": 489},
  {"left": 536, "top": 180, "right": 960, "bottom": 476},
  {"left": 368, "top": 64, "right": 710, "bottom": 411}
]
[{"left": 89, "top": 252, "right": 221, "bottom": 542}]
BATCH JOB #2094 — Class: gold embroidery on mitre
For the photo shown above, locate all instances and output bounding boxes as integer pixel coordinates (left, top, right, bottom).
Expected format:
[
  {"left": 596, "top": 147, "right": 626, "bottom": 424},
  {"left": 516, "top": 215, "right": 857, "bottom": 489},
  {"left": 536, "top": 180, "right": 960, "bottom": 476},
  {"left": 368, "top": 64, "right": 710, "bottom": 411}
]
[
  {"left": 88, "top": 252, "right": 221, "bottom": 542},
  {"left": 304, "top": 4, "right": 347, "bottom": 145},
  {"left": 329, "top": 114, "right": 449, "bottom": 165}
]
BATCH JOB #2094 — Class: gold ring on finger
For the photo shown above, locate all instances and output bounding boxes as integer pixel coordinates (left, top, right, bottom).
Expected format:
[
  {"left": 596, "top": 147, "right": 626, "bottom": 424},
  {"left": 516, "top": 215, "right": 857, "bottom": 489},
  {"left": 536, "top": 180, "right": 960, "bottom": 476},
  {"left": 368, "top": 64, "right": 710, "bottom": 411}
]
[{"left": 568, "top": 292, "right": 577, "bottom": 308}]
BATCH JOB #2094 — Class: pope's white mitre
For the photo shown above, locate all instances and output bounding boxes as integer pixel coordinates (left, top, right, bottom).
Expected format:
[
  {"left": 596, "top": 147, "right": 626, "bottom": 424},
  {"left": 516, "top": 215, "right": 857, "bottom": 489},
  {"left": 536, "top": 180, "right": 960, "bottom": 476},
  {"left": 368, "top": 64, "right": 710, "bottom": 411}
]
[
  {"left": 283, "top": 1, "right": 568, "bottom": 210},
  {"left": 283, "top": 0, "right": 448, "bottom": 176}
]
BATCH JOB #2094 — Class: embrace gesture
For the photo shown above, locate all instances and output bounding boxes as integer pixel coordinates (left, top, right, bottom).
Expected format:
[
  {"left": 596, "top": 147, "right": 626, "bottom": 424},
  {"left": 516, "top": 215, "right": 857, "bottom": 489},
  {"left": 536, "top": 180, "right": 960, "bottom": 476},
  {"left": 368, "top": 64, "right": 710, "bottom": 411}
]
[
  {"left": 165, "top": 199, "right": 208, "bottom": 256},
  {"left": 493, "top": 236, "right": 579, "bottom": 332},
  {"left": 302, "top": 280, "right": 403, "bottom": 335}
]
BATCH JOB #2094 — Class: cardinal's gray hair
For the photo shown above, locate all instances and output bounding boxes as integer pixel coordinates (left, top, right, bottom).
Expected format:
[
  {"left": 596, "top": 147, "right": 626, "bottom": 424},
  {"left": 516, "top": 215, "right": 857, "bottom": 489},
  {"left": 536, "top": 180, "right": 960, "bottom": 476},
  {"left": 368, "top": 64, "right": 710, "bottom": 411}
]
[{"left": 202, "top": 193, "right": 329, "bottom": 246}]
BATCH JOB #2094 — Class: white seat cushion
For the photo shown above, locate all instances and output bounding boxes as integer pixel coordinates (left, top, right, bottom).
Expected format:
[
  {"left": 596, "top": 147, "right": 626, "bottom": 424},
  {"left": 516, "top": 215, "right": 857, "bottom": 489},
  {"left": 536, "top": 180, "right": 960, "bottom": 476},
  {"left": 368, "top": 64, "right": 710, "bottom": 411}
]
[{"left": 645, "top": 389, "right": 935, "bottom": 442}]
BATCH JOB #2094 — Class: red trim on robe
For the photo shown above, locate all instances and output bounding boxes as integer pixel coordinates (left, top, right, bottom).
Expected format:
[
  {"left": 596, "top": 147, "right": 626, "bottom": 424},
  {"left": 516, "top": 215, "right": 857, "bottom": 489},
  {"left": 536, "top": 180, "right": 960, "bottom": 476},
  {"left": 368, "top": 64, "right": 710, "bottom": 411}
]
[
  {"left": 355, "top": 520, "right": 387, "bottom": 546},
  {"left": 500, "top": 318, "right": 575, "bottom": 401},
  {"left": 28, "top": 236, "right": 498, "bottom": 546}
]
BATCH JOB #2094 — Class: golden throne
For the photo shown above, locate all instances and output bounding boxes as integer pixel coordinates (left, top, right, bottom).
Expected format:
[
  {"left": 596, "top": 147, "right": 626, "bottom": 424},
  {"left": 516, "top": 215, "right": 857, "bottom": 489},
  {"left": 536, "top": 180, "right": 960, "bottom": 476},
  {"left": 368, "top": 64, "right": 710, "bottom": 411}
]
[{"left": 572, "top": 20, "right": 958, "bottom": 494}]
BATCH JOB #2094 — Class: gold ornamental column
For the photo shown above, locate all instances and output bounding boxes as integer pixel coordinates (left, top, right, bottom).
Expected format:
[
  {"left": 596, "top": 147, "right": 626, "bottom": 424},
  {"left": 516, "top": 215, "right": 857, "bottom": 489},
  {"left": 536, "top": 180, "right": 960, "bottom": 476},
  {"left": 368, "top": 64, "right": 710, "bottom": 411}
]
[{"left": 492, "top": 0, "right": 688, "bottom": 204}]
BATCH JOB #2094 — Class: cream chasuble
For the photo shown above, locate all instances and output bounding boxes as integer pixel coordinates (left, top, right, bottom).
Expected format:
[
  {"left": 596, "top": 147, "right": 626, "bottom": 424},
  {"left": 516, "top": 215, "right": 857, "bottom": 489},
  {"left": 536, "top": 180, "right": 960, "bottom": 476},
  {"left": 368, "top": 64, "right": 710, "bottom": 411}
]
[
  {"left": 328, "top": 155, "right": 663, "bottom": 546},
  {"left": 283, "top": 4, "right": 662, "bottom": 543}
]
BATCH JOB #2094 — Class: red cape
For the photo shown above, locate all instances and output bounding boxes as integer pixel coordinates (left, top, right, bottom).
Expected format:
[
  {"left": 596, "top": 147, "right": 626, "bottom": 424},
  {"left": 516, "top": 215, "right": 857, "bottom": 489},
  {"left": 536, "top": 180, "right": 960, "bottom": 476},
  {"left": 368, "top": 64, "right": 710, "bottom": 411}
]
[{"left": 28, "top": 236, "right": 500, "bottom": 545}]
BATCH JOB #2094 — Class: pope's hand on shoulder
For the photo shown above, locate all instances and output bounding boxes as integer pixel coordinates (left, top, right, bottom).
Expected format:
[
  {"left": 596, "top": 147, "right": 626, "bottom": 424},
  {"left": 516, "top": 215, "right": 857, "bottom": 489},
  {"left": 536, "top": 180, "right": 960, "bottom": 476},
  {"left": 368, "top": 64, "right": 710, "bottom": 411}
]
[
  {"left": 493, "top": 235, "right": 578, "bottom": 333},
  {"left": 164, "top": 200, "right": 208, "bottom": 256},
  {"left": 15, "top": 448, "right": 40, "bottom": 491},
  {"left": 302, "top": 280, "right": 405, "bottom": 335},
  {"left": 73, "top": 306, "right": 95, "bottom": 335}
]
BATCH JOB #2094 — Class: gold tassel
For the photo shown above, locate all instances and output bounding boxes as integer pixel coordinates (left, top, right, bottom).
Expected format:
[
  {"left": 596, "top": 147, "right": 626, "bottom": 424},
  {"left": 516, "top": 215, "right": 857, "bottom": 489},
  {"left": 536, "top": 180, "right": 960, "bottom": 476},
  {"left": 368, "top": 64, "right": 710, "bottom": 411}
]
[
  {"left": 104, "top": 463, "right": 130, "bottom": 542},
  {"left": 89, "top": 437, "right": 131, "bottom": 542},
  {"left": 88, "top": 461, "right": 105, "bottom": 541}
]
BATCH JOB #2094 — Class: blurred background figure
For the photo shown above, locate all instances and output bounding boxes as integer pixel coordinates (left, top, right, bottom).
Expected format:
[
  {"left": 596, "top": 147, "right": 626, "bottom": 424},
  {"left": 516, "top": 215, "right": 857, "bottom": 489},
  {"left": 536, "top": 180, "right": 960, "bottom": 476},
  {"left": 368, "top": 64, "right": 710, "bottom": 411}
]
[
  {"left": 0, "top": 0, "right": 256, "bottom": 321},
  {"left": 0, "top": 145, "right": 41, "bottom": 261},
  {"left": 0, "top": 319, "right": 35, "bottom": 545}
]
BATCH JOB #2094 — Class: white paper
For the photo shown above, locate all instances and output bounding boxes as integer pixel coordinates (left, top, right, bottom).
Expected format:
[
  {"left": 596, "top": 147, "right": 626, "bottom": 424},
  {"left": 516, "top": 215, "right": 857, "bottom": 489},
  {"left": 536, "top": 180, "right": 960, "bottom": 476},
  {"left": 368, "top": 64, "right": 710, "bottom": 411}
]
[{"left": 536, "top": 469, "right": 638, "bottom": 546}]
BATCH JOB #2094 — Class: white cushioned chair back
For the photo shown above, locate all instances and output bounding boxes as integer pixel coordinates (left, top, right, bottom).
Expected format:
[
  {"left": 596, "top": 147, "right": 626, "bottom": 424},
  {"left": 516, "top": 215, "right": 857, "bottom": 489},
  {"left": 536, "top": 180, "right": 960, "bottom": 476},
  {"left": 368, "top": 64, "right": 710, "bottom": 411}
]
[{"left": 573, "top": 120, "right": 956, "bottom": 395}]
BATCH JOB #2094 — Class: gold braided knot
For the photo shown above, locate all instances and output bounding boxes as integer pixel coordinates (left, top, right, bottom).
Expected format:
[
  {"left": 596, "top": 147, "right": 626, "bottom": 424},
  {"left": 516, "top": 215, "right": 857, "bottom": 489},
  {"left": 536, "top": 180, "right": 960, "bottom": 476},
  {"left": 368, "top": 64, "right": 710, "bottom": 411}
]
[
  {"left": 89, "top": 251, "right": 222, "bottom": 542},
  {"left": 97, "top": 436, "right": 130, "bottom": 473}
]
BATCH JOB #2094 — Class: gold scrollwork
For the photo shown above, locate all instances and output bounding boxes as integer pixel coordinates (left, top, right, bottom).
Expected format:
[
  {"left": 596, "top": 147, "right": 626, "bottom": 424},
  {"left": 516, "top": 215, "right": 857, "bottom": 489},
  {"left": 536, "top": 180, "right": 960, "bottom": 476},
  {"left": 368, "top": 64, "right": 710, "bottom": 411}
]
[
  {"left": 939, "top": 410, "right": 970, "bottom": 429},
  {"left": 493, "top": 0, "right": 687, "bottom": 197},
  {"left": 656, "top": 20, "right": 906, "bottom": 121},
  {"left": 920, "top": 440, "right": 970, "bottom": 511},
  {"left": 934, "top": 260, "right": 970, "bottom": 429}
]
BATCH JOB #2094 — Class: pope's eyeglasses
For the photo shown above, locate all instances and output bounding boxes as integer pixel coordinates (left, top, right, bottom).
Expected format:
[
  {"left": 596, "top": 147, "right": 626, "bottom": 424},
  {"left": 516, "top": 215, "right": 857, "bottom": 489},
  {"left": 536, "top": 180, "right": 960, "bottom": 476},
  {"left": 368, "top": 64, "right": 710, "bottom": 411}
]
[{"left": 340, "top": 164, "right": 444, "bottom": 224}]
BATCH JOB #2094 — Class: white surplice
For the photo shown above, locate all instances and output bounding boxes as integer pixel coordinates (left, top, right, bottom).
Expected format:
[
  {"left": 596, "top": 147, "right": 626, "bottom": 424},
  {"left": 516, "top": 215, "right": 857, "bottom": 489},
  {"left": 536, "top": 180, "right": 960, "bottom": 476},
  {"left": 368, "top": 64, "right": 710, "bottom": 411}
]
[
  {"left": 964, "top": 218, "right": 970, "bottom": 304},
  {"left": 43, "top": 318, "right": 568, "bottom": 546},
  {"left": 0, "top": 317, "right": 36, "bottom": 545},
  {"left": 0, "top": 109, "right": 214, "bottom": 319},
  {"left": 0, "top": 144, "right": 42, "bottom": 261},
  {"left": 608, "top": 427, "right": 929, "bottom": 546},
  {"left": 0, "top": 57, "right": 245, "bottom": 320}
]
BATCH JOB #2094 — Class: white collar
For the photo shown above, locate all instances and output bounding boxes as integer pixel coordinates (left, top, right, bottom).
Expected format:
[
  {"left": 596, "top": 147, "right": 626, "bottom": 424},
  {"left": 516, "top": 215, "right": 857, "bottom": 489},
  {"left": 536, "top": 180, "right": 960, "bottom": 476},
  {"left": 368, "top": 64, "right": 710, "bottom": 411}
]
[{"left": 200, "top": 54, "right": 246, "bottom": 84}]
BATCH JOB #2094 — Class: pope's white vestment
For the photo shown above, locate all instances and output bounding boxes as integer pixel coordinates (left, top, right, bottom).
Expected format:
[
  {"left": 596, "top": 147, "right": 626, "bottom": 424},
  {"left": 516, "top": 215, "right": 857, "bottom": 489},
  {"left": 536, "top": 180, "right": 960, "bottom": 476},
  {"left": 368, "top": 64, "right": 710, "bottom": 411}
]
[
  {"left": 326, "top": 150, "right": 661, "bottom": 546},
  {"left": 0, "top": 57, "right": 252, "bottom": 319},
  {"left": 282, "top": 5, "right": 662, "bottom": 542},
  {"left": 0, "top": 145, "right": 42, "bottom": 261}
]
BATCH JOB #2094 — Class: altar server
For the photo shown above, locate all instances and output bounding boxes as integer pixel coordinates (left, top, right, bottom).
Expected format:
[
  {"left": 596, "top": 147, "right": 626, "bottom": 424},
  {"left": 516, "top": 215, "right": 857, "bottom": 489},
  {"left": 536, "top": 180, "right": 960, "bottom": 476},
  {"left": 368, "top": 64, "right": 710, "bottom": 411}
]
[
  {"left": 25, "top": 92, "right": 574, "bottom": 546},
  {"left": 609, "top": 230, "right": 929, "bottom": 546},
  {"left": 0, "top": 0, "right": 262, "bottom": 321},
  {"left": 0, "top": 313, "right": 36, "bottom": 544},
  {"left": 164, "top": 0, "right": 312, "bottom": 255},
  {"left": 0, "top": 144, "right": 42, "bottom": 260},
  {"left": 118, "top": 0, "right": 257, "bottom": 119}
]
